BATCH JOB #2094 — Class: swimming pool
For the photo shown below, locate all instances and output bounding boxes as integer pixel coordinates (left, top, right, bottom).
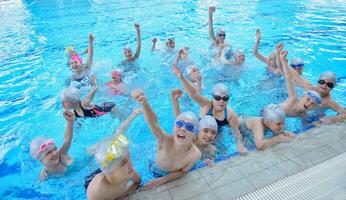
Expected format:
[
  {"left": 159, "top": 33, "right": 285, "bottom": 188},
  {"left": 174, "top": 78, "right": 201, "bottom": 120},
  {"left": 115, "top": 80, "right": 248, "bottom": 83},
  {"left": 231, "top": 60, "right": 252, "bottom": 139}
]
[{"left": 1, "top": 0, "right": 346, "bottom": 199}]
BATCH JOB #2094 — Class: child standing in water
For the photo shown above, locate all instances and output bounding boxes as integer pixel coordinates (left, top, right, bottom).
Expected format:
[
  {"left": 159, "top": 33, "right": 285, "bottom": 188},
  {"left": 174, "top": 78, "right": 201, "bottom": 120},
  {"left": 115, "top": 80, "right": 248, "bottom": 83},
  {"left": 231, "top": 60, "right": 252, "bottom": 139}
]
[
  {"left": 30, "top": 111, "right": 75, "bottom": 181},
  {"left": 119, "top": 23, "right": 141, "bottom": 73},
  {"left": 131, "top": 89, "right": 201, "bottom": 189}
]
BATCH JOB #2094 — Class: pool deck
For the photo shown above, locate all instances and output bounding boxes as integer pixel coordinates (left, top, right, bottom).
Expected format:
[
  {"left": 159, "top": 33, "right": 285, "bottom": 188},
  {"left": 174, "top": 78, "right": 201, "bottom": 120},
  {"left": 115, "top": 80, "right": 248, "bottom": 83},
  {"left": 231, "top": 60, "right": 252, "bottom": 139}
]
[{"left": 127, "top": 123, "right": 346, "bottom": 200}]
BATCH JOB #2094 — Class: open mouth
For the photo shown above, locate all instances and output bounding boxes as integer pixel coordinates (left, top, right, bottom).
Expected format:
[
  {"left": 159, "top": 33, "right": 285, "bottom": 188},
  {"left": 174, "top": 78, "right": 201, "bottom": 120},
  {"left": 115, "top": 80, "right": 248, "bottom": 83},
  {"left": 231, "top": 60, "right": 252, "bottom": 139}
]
[
  {"left": 303, "top": 104, "right": 308, "bottom": 110},
  {"left": 177, "top": 134, "right": 186, "bottom": 140},
  {"left": 203, "top": 137, "right": 212, "bottom": 143}
]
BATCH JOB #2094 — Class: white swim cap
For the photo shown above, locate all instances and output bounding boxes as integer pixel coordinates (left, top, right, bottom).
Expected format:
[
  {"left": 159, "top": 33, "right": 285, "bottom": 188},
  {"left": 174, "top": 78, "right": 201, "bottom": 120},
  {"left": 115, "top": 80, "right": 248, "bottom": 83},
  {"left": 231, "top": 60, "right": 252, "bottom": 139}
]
[
  {"left": 61, "top": 87, "right": 81, "bottom": 102},
  {"left": 234, "top": 49, "right": 245, "bottom": 57},
  {"left": 290, "top": 57, "right": 304, "bottom": 66},
  {"left": 212, "top": 83, "right": 229, "bottom": 96},
  {"left": 262, "top": 104, "right": 286, "bottom": 122},
  {"left": 306, "top": 90, "right": 321, "bottom": 104},
  {"left": 30, "top": 136, "right": 56, "bottom": 160},
  {"left": 199, "top": 115, "right": 218, "bottom": 132},
  {"left": 319, "top": 71, "right": 336, "bottom": 85},
  {"left": 94, "top": 133, "right": 130, "bottom": 174},
  {"left": 175, "top": 111, "right": 199, "bottom": 134}
]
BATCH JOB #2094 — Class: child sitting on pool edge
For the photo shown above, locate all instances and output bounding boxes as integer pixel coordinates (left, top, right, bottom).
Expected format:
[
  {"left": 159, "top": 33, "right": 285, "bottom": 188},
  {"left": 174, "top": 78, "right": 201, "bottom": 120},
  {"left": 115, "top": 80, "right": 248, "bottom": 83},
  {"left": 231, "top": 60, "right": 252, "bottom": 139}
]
[
  {"left": 131, "top": 89, "right": 201, "bottom": 189},
  {"left": 30, "top": 110, "right": 75, "bottom": 181}
]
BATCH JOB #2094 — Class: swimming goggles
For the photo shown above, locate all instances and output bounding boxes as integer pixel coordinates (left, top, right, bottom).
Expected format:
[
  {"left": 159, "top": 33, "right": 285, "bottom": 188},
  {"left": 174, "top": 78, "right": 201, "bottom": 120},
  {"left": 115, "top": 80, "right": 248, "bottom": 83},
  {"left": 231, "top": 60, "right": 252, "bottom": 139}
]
[
  {"left": 212, "top": 94, "right": 230, "bottom": 101},
  {"left": 102, "top": 134, "right": 129, "bottom": 169},
  {"left": 318, "top": 79, "right": 334, "bottom": 89},
  {"left": 33, "top": 139, "right": 55, "bottom": 158},
  {"left": 175, "top": 120, "right": 198, "bottom": 134},
  {"left": 290, "top": 63, "right": 304, "bottom": 69}
]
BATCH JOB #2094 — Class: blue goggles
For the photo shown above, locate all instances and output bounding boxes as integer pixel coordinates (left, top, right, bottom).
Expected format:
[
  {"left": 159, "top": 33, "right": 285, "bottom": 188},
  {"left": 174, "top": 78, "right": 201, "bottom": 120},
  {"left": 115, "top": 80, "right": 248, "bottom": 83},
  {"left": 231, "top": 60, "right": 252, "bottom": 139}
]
[
  {"left": 175, "top": 120, "right": 198, "bottom": 134},
  {"left": 290, "top": 63, "right": 304, "bottom": 69}
]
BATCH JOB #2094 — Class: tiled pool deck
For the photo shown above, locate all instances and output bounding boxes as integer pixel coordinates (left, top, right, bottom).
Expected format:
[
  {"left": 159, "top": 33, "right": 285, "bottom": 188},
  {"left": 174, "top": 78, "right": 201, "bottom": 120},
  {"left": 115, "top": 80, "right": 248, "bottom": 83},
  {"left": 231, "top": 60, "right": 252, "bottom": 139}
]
[{"left": 128, "top": 123, "right": 346, "bottom": 200}]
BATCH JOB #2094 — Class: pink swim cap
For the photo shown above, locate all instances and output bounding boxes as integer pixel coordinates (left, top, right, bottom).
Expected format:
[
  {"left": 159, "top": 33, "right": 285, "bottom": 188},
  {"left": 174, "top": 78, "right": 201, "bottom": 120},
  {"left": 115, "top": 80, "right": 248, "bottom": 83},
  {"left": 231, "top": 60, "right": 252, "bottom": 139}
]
[
  {"left": 111, "top": 70, "right": 122, "bottom": 78},
  {"left": 70, "top": 55, "right": 83, "bottom": 64}
]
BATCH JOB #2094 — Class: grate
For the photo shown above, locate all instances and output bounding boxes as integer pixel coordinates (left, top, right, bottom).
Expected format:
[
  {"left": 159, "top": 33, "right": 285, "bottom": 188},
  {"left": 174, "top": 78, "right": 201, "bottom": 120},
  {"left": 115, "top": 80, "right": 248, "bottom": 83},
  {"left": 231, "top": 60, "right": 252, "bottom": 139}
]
[{"left": 236, "top": 152, "right": 346, "bottom": 200}]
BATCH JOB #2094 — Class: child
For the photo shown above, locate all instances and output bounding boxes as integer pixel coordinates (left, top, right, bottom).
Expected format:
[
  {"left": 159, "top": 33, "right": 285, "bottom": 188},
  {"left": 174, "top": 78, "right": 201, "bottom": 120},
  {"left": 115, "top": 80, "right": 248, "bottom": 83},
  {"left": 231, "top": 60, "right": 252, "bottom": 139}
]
[
  {"left": 107, "top": 69, "right": 128, "bottom": 96},
  {"left": 172, "top": 64, "right": 248, "bottom": 155},
  {"left": 224, "top": 49, "right": 246, "bottom": 66},
  {"left": 121, "top": 23, "right": 141, "bottom": 64},
  {"left": 290, "top": 57, "right": 304, "bottom": 75},
  {"left": 69, "top": 34, "right": 94, "bottom": 83},
  {"left": 239, "top": 104, "right": 295, "bottom": 150},
  {"left": 131, "top": 89, "right": 201, "bottom": 189},
  {"left": 65, "top": 46, "right": 88, "bottom": 66},
  {"left": 171, "top": 89, "right": 217, "bottom": 165},
  {"left": 151, "top": 37, "right": 176, "bottom": 52},
  {"left": 86, "top": 109, "right": 142, "bottom": 200},
  {"left": 30, "top": 110, "right": 75, "bottom": 181},
  {"left": 61, "top": 77, "right": 119, "bottom": 118},
  {"left": 279, "top": 50, "right": 321, "bottom": 123}
]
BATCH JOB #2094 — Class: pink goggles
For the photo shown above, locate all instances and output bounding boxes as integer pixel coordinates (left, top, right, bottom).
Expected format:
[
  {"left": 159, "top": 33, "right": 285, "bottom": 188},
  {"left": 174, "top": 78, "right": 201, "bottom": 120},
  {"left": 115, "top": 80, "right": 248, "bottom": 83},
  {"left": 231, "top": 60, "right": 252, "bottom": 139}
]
[
  {"left": 70, "top": 55, "right": 83, "bottom": 64},
  {"left": 33, "top": 139, "right": 56, "bottom": 158}
]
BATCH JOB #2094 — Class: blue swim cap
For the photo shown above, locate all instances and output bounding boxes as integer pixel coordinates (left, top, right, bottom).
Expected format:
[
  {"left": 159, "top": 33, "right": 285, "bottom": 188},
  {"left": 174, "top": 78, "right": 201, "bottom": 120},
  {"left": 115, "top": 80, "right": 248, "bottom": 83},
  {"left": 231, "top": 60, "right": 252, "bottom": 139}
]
[{"left": 306, "top": 90, "right": 321, "bottom": 104}]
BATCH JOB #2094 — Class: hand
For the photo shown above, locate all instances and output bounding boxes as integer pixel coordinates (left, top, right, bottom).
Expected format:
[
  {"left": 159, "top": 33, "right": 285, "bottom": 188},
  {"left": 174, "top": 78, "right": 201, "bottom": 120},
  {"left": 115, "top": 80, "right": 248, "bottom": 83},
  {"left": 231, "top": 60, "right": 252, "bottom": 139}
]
[
  {"left": 280, "top": 50, "right": 288, "bottom": 61},
  {"left": 143, "top": 179, "right": 160, "bottom": 190},
  {"left": 131, "top": 89, "right": 147, "bottom": 105},
  {"left": 134, "top": 23, "right": 140, "bottom": 31},
  {"left": 172, "top": 64, "right": 183, "bottom": 79},
  {"left": 237, "top": 143, "right": 248, "bottom": 156},
  {"left": 318, "top": 117, "right": 332, "bottom": 124},
  {"left": 91, "top": 75, "right": 97, "bottom": 87},
  {"left": 255, "top": 29, "right": 261, "bottom": 41},
  {"left": 63, "top": 110, "right": 75, "bottom": 122},
  {"left": 284, "top": 132, "right": 295, "bottom": 138},
  {"left": 171, "top": 89, "right": 183, "bottom": 101},
  {"left": 152, "top": 38, "right": 157, "bottom": 43},
  {"left": 89, "top": 33, "right": 95, "bottom": 43},
  {"left": 132, "top": 108, "right": 143, "bottom": 115},
  {"left": 276, "top": 43, "right": 284, "bottom": 53},
  {"left": 278, "top": 134, "right": 291, "bottom": 143},
  {"left": 209, "top": 6, "right": 216, "bottom": 14}
]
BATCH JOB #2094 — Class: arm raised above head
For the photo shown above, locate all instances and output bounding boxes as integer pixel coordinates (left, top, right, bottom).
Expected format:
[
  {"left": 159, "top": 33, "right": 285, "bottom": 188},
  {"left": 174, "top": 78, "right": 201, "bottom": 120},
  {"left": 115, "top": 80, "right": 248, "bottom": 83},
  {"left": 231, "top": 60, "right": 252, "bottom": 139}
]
[
  {"left": 85, "top": 33, "right": 94, "bottom": 70},
  {"left": 253, "top": 29, "right": 268, "bottom": 64},
  {"left": 59, "top": 111, "right": 75, "bottom": 156},
  {"left": 133, "top": 23, "right": 141, "bottom": 60},
  {"left": 208, "top": 6, "right": 217, "bottom": 44},
  {"left": 280, "top": 50, "right": 297, "bottom": 100}
]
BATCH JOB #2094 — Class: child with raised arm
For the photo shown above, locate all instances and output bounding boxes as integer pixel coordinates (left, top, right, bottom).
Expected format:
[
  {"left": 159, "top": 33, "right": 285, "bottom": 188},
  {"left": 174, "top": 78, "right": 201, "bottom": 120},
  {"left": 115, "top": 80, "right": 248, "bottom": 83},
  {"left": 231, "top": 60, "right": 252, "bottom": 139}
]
[
  {"left": 61, "top": 77, "right": 118, "bottom": 118},
  {"left": 151, "top": 37, "right": 176, "bottom": 52},
  {"left": 279, "top": 50, "right": 322, "bottom": 123},
  {"left": 172, "top": 64, "right": 248, "bottom": 156},
  {"left": 131, "top": 89, "right": 201, "bottom": 189},
  {"left": 121, "top": 23, "right": 141, "bottom": 64},
  {"left": 86, "top": 109, "right": 142, "bottom": 200},
  {"left": 171, "top": 89, "right": 217, "bottom": 165},
  {"left": 68, "top": 34, "right": 94, "bottom": 86},
  {"left": 30, "top": 111, "right": 75, "bottom": 181},
  {"left": 239, "top": 104, "right": 294, "bottom": 150}
]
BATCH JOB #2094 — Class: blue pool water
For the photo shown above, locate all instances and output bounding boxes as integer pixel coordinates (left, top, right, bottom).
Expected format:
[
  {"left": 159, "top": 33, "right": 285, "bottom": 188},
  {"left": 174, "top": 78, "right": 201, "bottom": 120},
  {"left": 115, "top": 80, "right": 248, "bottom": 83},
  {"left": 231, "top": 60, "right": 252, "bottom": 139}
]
[{"left": 1, "top": 0, "right": 346, "bottom": 199}]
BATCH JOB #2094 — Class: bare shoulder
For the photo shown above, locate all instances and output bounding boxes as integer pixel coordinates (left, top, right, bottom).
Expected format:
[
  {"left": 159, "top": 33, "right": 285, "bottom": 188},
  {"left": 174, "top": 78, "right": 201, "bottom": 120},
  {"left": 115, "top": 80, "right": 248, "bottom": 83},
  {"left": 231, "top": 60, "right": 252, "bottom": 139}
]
[{"left": 87, "top": 175, "right": 113, "bottom": 200}]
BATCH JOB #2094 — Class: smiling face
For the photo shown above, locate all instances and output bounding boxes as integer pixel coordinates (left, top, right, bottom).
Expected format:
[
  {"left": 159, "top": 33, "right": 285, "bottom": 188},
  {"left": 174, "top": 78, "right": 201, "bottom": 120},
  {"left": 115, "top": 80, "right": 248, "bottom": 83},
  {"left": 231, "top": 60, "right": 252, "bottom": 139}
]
[
  {"left": 235, "top": 54, "right": 245, "bottom": 65},
  {"left": 299, "top": 95, "right": 317, "bottom": 111},
  {"left": 267, "top": 53, "right": 277, "bottom": 68},
  {"left": 173, "top": 118, "right": 195, "bottom": 144},
  {"left": 217, "top": 30, "right": 226, "bottom": 43},
  {"left": 317, "top": 78, "right": 334, "bottom": 97},
  {"left": 212, "top": 94, "right": 229, "bottom": 111},
  {"left": 123, "top": 48, "right": 133, "bottom": 60},
  {"left": 108, "top": 154, "right": 134, "bottom": 180},
  {"left": 40, "top": 146, "right": 60, "bottom": 166},
  {"left": 198, "top": 128, "right": 216, "bottom": 145},
  {"left": 70, "top": 60, "right": 83, "bottom": 73}
]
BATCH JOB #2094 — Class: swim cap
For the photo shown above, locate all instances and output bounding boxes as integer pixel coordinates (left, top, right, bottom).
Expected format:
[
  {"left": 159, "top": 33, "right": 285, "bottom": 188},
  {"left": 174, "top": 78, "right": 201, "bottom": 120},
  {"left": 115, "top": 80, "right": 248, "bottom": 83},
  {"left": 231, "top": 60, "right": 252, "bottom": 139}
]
[
  {"left": 290, "top": 57, "right": 304, "bottom": 68},
  {"left": 319, "top": 71, "right": 336, "bottom": 85},
  {"left": 70, "top": 55, "right": 83, "bottom": 64},
  {"left": 94, "top": 133, "right": 129, "bottom": 174},
  {"left": 262, "top": 104, "right": 286, "bottom": 122},
  {"left": 30, "top": 136, "right": 56, "bottom": 160},
  {"left": 233, "top": 49, "right": 245, "bottom": 58},
  {"left": 175, "top": 111, "right": 199, "bottom": 134},
  {"left": 212, "top": 83, "right": 229, "bottom": 96},
  {"left": 306, "top": 90, "right": 321, "bottom": 104},
  {"left": 61, "top": 87, "right": 81, "bottom": 102},
  {"left": 111, "top": 69, "right": 123, "bottom": 77},
  {"left": 199, "top": 115, "right": 218, "bottom": 132},
  {"left": 65, "top": 46, "right": 76, "bottom": 57}
]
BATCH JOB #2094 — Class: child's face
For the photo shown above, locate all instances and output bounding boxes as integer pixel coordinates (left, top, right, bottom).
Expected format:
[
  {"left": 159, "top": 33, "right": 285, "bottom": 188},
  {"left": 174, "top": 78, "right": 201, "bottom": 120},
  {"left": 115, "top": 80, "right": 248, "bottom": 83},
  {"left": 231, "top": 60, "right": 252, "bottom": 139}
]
[
  {"left": 266, "top": 120, "right": 284, "bottom": 133},
  {"left": 123, "top": 49, "right": 133, "bottom": 60},
  {"left": 109, "top": 155, "right": 134, "bottom": 180},
  {"left": 212, "top": 95, "right": 229, "bottom": 111},
  {"left": 217, "top": 31, "right": 226, "bottom": 42},
  {"left": 166, "top": 39, "right": 175, "bottom": 49},
  {"left": 267, "top": 53, "right": 276, "bottom": 68},
  {"left": 317, "top": 78, "right": 334, "bottom": 96},
  {"left": 41, "top": 146, "right": 60, "bottom": 166},
  {"left": 300, "top": 95, "right": 317, "bottom": 111},
  {"left": 173, "top": 118, "right": 195, "bottom": 144},
  {"left": 198, "top": 128, "right": 216, "bottom": 145},
  {"left": 70, "top": 60, "right": 83, "bottom": 73},
  {"left": 235, "top": 54, "right": 245, "bottom": 64}
]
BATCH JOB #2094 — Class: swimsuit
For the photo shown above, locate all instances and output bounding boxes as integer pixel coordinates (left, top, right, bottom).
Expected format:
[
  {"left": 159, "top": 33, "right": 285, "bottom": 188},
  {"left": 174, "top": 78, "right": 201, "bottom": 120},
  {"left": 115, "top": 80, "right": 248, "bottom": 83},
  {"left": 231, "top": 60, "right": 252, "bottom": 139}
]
[
  {"left": 148, "top": 160, "right": 168, "bottom": 178},
  {"left": 108, "top": 82, "right": 121, "bottom": 95},
  {"left": 74, "top": 101, "right": 116, "bottom": 118},
  {"left": 206, "top": 106, "right": 228, "bottom": 128},
  {"left": 84, "top": 168, "right": 102, "bottom": 189}
]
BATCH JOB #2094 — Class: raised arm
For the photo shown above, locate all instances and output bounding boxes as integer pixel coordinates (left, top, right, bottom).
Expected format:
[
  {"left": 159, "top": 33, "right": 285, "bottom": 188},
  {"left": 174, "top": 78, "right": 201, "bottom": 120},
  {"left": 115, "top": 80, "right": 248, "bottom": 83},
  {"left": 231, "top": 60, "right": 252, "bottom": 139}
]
[
  {"left": 151, "top": 38, "right": 157, "bottom": 52},
  {"left": 131, "top": 89, "right": 168, "bottom": 140},
  {"left": 208, "top": 6, "right": 217, "bottom": 44},
  {"left": 275, "top": 43, "right": 284, "bottom": 72},
  {"left": 172, "top": 64, "right": 210, "bottom": 107},
  {"left": 171, "top": 89, "right": 183, "bottom": 118},
  {"left": 133, "top": 23, "right": 141, "bottom": 60},
  {"left": 85, "top": 33, "right": 94, "bottom": 70},
  {"left": 59, "top": 111, "right": 75, "bottom": 155},
  {"left": 81, "top": 76, "right": 98, "bottom": 107},
  {"left": 253, "top": 29, "right": 268, "bottom": 64},
  {"left": 288, "top": 66, "right": 312, "bottom": 90},
  {"left": 117, "top": 109, "right": 142, "bottom": 134},
  {"left": 280, "top": 50, "right": 297, "bottom": 100}
]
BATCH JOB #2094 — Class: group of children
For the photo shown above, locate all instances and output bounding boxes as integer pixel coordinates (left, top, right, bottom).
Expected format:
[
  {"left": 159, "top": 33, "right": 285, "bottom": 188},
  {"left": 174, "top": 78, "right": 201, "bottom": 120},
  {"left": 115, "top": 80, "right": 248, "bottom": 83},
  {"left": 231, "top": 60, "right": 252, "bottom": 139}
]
[{"left": 29, "top": 6, "right": 346, "bottom": 200}]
